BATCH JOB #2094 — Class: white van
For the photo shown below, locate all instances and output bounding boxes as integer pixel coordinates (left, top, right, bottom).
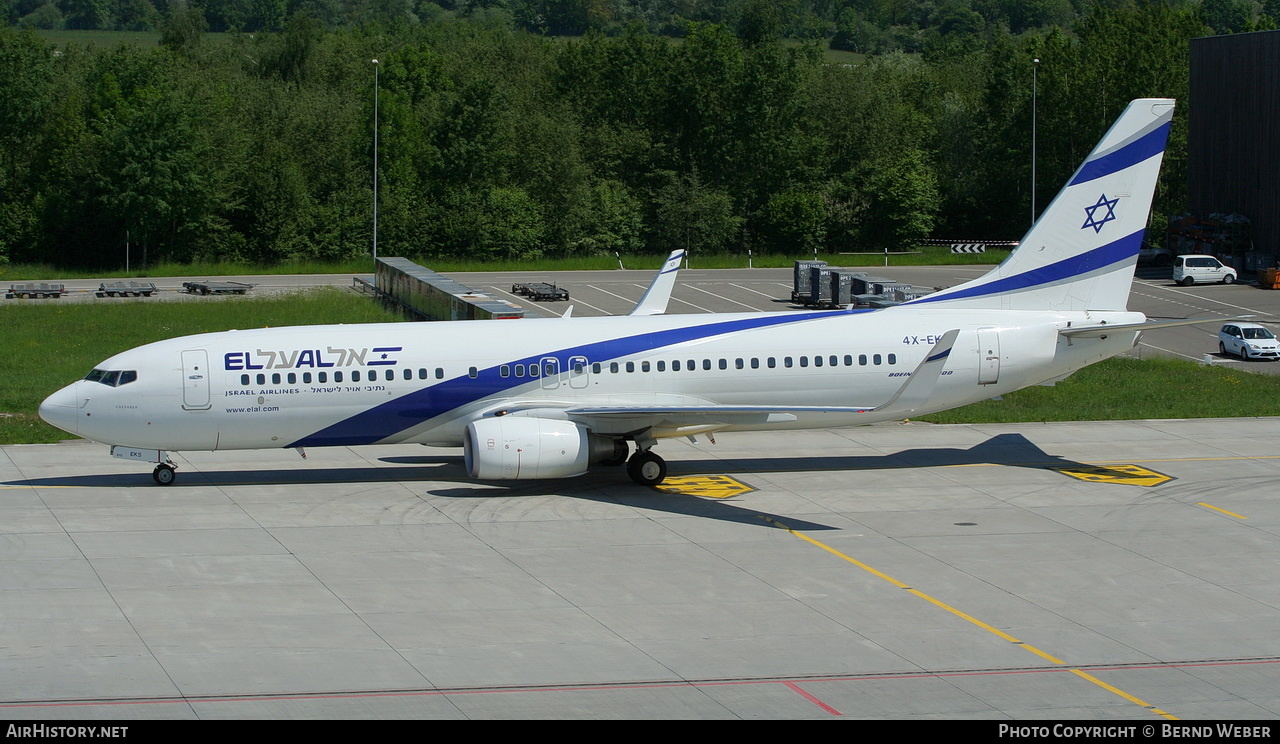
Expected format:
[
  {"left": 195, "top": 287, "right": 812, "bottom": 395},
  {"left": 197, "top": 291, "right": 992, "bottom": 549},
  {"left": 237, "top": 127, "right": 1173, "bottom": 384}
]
[{"left": 1172, "top": 255, "right": 1237, "bottom": 286}]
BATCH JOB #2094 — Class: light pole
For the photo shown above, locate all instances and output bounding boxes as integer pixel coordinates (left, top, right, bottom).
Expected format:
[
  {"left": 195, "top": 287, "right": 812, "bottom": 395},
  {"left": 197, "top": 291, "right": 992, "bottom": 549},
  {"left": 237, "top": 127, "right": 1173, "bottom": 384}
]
[
  {"left": 372, "top": 58, "right": 379, "bottom": 267},
  {"left": 1031, "top": 57, "right": 1039, "bottom": 227}
]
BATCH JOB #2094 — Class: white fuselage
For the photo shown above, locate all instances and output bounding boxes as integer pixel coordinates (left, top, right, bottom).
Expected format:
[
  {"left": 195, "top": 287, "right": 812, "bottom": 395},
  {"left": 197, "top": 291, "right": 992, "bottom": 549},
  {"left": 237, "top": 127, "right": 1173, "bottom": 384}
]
[{"left": 40, "top": 306, "right": 1143, "bottom": 453}]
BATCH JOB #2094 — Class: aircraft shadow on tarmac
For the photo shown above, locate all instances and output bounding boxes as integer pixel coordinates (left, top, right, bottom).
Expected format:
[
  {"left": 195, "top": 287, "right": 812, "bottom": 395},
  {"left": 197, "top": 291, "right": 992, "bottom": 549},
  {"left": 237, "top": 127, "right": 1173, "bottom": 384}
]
[
  {"left": 7, "top": 432, "right": 1115, "bottom": 493},
  {"left": 666, "top": 431, "right": 1123, "bottom": 478},
  {"left": 3, "top": 433, "right": 1128, "bottom": 533}
]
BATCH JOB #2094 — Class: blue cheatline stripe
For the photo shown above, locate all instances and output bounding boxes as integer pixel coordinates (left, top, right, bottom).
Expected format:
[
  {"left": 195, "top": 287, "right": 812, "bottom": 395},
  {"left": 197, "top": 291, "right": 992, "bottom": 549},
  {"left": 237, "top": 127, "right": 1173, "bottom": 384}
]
[
  {"left": 906, "top": 228, "right": 1143, "bottom": 306},
  {"left": 927, "top": 348, "right": 951, "bottom": 362},
  {"left": 1068, "top": 121, "right": 1170, "bottom": 186},
  {"left": 287, "top": 309, "right": 867, "bottom": 448}
]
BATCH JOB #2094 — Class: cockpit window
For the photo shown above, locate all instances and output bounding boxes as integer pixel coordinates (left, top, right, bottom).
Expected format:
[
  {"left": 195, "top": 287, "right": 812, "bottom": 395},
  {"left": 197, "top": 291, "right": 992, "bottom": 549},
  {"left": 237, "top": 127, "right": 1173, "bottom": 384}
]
[{"left": 84, "top": 368, "right": 138, "bottom": 387}]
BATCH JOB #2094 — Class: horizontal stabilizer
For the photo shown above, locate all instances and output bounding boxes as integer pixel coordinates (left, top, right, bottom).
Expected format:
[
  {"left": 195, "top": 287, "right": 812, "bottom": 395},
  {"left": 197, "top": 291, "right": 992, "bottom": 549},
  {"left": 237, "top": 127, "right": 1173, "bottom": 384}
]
[{"left": 1059, "top": 317, "right": 1238, "bottom": 338}]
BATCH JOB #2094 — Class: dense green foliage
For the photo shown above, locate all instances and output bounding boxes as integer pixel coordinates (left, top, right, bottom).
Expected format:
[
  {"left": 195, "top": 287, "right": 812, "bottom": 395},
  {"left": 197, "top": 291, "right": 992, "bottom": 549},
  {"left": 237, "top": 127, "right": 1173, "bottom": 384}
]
[
  {"left": 0, "top": 288, "right": 402, "bottom": 443},
  {"left": 1, "top": 2, "right": 1268, "bottom": 271}
]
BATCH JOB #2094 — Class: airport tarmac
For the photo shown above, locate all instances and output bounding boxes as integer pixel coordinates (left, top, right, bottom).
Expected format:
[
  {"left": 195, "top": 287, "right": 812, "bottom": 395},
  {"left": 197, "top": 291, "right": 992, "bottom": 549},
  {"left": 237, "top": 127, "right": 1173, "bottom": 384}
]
[
  {"left": 5, "top": 264, "right": 1280, "bottom": 720},
  {"left": 2, "top": 417, "right": 1280, "bottom": 720}
]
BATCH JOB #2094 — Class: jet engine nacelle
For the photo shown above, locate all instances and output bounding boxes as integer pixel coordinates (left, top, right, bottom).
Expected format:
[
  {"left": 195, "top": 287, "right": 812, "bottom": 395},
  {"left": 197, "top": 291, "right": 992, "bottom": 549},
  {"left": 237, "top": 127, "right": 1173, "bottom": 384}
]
[{"left": 464, "top": 416, "right": 614, "bottom": 480}]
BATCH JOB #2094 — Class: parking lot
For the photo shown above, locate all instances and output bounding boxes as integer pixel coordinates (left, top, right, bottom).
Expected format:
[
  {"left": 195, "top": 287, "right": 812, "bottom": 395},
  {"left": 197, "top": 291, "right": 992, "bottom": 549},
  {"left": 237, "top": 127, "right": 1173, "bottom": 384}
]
[
  {"left": 8, "top": 260, "right": 1280, "bottom": 374},
  {"left": 449, "top": 262, "right": 1280, "bottom": 376}
]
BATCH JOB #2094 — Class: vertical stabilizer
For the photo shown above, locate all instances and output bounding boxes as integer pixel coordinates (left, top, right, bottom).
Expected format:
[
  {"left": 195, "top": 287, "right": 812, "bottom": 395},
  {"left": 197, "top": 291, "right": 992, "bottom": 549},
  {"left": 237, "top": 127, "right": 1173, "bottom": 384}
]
[
  {"left": 909, "top": 99, "right": 1174, "bottom": 312},
  {"left": 630, "top": 249, "right": 686, "bottom": 316}
]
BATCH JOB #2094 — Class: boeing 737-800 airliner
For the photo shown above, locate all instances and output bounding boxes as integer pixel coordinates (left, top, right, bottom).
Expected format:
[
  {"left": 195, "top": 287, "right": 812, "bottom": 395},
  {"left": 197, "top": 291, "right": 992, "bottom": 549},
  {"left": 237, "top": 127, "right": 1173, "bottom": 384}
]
[{"left": 41, "top": 99, "right": 1187, "bottom": 487}]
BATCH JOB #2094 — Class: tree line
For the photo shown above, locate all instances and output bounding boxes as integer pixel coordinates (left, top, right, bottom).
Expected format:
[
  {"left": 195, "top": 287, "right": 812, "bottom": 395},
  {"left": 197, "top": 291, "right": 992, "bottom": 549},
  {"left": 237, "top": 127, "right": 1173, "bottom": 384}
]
[{"left": 0, "top": 2, "right": 1253, "bottom": 269}]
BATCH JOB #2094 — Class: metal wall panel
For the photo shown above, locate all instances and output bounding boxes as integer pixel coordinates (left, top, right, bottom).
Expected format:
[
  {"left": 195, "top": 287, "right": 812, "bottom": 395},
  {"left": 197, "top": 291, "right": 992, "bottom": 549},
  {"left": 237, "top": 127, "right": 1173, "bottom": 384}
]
[{"left": 1189, "top": 31, "right": 1280, "bottom": 260}]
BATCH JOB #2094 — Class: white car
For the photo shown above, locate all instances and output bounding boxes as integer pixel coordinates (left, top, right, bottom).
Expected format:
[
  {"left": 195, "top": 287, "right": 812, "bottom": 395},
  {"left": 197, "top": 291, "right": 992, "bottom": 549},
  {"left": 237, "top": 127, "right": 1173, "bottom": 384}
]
[
  {"left": 1173, "top": 255, "right": 1237, "bottom": 286},
  {"left": 1218, "top": 322, "right": 1280, "bottom": 361}
]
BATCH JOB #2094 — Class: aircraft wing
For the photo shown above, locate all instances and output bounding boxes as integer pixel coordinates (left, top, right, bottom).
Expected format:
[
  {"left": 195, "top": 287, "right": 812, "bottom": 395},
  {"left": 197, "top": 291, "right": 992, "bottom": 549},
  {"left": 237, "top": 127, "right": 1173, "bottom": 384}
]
[{"left": 629, "top": 249, "right": 686, "bottom": 316}]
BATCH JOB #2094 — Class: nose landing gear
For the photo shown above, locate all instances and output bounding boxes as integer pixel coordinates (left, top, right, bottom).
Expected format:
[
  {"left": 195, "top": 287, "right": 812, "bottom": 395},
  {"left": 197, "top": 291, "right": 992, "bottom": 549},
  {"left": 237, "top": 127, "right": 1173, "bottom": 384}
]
[{"left": 152, "top": 463, "right": 177, "bottom": 486}]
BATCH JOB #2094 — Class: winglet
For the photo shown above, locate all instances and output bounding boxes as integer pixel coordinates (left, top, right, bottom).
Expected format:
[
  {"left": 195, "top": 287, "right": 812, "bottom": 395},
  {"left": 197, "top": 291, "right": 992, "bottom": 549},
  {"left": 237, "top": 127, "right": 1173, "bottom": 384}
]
[
  {"left": 629, "top": 249, "right": 685, "bottom": 316},
  {"left": 873, "top": 329, "right": 960, "bottom": 414}
]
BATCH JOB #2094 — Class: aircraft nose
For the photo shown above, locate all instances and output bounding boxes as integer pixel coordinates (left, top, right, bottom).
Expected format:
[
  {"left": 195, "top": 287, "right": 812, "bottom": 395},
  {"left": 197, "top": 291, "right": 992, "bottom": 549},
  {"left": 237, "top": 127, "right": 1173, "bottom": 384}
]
[{"left": 39, "top": 384, "right": 81, "bottom": 436}]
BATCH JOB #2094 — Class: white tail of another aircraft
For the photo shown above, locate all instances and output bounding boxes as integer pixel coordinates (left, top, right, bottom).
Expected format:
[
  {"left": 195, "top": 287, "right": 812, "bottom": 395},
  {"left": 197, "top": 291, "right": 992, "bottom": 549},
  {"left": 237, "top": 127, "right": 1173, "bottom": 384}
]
[
  {"left": 630, "top": 249, "right": 685, "bottom": 315},
  {"left": 907, "top": 98, "right": 1174, "bottom": 313}
]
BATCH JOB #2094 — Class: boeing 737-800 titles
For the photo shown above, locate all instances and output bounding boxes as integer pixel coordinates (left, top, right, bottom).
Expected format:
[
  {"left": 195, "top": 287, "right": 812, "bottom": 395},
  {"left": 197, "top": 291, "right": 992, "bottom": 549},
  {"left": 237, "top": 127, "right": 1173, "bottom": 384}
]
[{"left": 41, "top": 99, "right": 1189, "bottom": 487}]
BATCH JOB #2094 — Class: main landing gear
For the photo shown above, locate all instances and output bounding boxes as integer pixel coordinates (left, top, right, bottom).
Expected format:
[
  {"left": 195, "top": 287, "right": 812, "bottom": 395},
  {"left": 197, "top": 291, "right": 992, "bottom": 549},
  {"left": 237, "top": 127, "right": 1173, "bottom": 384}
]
[
  {"left": 626, "top": 449, "right": 667, "bottom": 487},
  {"left": 152, "top": 463, "right": 177, "bottom": 486}
]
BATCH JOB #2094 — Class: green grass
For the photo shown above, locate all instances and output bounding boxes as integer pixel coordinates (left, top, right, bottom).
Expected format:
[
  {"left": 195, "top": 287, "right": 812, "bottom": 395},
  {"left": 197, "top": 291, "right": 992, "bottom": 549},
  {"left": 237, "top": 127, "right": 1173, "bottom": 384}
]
[
  {"left": 0, "top": 246, "right": 1006, "bottom": 281},
  {"left": 0, "top": 288, "right": 402, "bottom": 444},
  {"left": 920, "top": 356, "right": 1280, "bottom": 424}
]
